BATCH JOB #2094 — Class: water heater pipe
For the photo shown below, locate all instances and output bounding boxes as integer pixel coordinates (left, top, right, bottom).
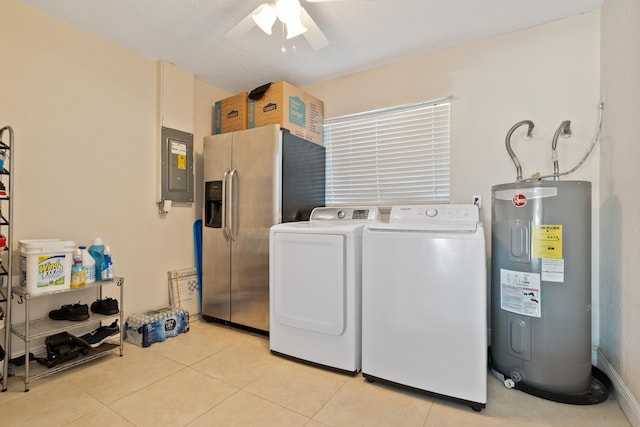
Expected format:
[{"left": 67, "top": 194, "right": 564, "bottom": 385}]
[
  {"left": 551, "top": 120, "right": 572, "bottom": 181},
  {"left": 505, "top": 120, "right": 535, "bottom": 182},
  {"left": 526, "top": 102, "right": 604, "bottom": 182}
]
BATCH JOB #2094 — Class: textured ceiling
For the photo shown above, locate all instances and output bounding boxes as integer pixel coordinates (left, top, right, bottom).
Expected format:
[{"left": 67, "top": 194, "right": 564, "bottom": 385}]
[{"left": 19, "top": 0, "right": 603, "bottom": 94}]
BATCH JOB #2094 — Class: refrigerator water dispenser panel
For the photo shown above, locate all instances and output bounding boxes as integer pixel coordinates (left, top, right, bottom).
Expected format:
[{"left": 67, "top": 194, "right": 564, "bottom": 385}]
[{"left": 205, "top": 181, "right": 223, "bottom": 228}]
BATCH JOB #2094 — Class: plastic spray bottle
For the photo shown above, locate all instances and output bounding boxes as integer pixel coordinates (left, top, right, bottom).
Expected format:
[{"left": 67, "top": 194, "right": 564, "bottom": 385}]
[
  {"left": 102, "top": 245, "right": 114, "bottom": 280},
  {"left": 71, "top": 249, "right": 86, "bottom": 288}
]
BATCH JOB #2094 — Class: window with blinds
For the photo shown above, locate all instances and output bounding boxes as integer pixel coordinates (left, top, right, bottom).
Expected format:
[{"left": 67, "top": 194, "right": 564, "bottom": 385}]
[{"left": 323, "top": 99, "right": 450, "bottom": 206}]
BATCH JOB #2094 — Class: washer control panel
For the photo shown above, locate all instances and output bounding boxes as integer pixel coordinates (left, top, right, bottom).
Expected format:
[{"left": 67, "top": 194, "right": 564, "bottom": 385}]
[
  {"left": 310, "top": 207, "right": 380, "bottom": 222},
  {"left": 389, "top": 204, "right": 479, "bottom": 231}
]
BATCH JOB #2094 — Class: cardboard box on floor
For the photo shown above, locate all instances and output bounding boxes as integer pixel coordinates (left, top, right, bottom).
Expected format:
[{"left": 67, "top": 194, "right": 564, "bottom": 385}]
[
  {"left": 248, "top": 81, "right": 324, "bottom": 145},
  {"left": 213, "top": 92, "right": 249, "bottom": 134}
]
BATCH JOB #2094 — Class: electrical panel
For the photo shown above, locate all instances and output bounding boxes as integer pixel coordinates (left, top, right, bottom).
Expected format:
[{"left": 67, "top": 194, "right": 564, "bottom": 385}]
[{"left": 161, "top": 126, "right": 193, "bottom": 203}]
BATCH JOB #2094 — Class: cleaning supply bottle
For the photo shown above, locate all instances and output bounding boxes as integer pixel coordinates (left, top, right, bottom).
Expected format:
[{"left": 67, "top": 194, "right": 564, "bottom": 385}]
[
  {"left": 102, "top": 245, "right": 114, "bottom": 280},
  {"left": 79, "top": 245, "right": 96, "bottom": 284},
  {"left": 88, "top": 237, "right": 105, "bottom": 281},
  {"left": 70, "top": 249, "right": 86, "bottom": 288}
]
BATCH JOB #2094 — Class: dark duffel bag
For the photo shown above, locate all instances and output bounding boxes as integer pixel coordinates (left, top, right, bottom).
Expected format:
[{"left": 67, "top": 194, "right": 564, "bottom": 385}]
[{"left": 38, "top": 331, "right": 91, "bottom": 368}]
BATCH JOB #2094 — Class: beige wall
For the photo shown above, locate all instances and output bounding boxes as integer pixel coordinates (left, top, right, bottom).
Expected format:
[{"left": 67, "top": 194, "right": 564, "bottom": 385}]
[
  {"left": 0, "top": 0, "right": 229, "bottom": 322},
  {"left": 307, "top": 12, "right": 600, "bottom": 211},
  {"left": 601, "top": 0, "right": 640, "bottom": 423}
]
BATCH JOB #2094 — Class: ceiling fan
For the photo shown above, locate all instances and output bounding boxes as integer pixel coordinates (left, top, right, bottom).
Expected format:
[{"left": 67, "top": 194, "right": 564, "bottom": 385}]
[{"left": 225, "top": 0, "right": 354, "bottom": 50}]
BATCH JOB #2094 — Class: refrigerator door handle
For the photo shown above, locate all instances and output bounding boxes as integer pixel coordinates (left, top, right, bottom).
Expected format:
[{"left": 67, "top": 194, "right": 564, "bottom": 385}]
[
  {"left": 228, "top": 168, "right": 238, "bottom": 241},
  {"left": 222, "top": 169, "right": 230, "bottom": 241}
]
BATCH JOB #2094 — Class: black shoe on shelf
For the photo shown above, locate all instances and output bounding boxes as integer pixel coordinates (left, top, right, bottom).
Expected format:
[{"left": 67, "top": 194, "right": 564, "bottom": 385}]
[
  {"left": 91, "top": 297, "right": 119, "bottom": 315},
  {"left": 49, "top": 303, "right": 90, "bottom": 321},
  {"left": 79, "top": 320, "right": 120, "bottom": 348},
  {"left": 9, "top": 352, "right": 37, "bottom": 366}
]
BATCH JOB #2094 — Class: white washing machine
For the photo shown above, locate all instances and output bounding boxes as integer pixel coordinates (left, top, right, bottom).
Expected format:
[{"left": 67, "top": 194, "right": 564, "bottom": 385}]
[
  {"left": 362, "top": 204, "right": 487, "bottom": 411},
  {"left": 269, "top": 207, "right": 380, "bottom": 373}
]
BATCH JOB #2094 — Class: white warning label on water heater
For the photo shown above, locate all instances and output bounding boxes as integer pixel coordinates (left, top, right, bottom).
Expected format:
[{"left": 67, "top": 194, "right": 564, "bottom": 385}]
[
  {"left": 500, "top": 268, "right": 541, "bottom": 318},
  {"left": 541, "top": 258, "right": 564, "bottom": 282}
]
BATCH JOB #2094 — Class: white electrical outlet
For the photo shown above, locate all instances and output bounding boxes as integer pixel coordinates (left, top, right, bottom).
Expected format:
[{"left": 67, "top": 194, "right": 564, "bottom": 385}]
[{"left": 473, "top": 195, "right": 482, "bottom": 209}]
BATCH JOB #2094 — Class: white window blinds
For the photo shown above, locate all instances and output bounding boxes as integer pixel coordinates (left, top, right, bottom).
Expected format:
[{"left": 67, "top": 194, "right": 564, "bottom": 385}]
[{"left": 323, "top": 99, "right": 450, "bottom": 205}]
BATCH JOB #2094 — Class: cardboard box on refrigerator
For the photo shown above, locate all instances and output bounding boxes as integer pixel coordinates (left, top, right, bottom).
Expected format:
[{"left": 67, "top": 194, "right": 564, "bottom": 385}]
[
  {"left": 248, "top": 81, "right": 324, "bottom": 145},
  {"left": 213, "top": 92, "right": 248, "bottom": 134}
]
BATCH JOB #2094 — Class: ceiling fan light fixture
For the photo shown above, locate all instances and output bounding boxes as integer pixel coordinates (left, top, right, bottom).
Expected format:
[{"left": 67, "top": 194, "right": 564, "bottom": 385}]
[
  {"left": 275, "top": 0, "right": 302, "bottom": 24},
  {"left": 285, "top": 18, "right": 308, "bottom": 39},
  {"left": 252, "top": 4, "right": 277, "bottom": 35}
]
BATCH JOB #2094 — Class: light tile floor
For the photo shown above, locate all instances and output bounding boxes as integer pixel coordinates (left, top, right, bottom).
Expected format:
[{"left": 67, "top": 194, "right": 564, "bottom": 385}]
[{"left": 0, "top": 320, "right": 632, "bottom": 427}]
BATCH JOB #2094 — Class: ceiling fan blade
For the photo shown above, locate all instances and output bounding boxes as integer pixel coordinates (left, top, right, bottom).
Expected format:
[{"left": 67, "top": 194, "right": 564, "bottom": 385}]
[
  {"left": 300, "top": 7, "right": 329, "bottom": 50},
  {"left": 225, "top": 5, "right": 264, "bottom": 39}
]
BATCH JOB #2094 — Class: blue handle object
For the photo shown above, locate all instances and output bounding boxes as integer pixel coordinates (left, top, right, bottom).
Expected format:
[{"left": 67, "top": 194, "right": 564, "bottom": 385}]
[{"left": 193, "top": 219, "right": 203, "bottom": 312}]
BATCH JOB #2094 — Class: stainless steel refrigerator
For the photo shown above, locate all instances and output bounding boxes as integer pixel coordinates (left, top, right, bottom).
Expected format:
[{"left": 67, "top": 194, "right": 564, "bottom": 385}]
[{"left": 202, "top": 124, "right": 325, "bottom": 333}]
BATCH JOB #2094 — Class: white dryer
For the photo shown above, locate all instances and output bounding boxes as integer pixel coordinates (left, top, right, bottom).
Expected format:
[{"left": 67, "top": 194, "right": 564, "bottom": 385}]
[
  {"left": 269, "top": 207, "right": 380, "bottom": 373},
  {"left": 362, "top": 204, "right": 487, "bottom": 411}
]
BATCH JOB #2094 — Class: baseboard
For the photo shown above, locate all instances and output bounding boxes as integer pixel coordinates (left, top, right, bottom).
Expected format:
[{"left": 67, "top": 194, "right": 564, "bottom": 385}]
[{"left": 596, "top": 347, "right": 640, "bottom": 427}]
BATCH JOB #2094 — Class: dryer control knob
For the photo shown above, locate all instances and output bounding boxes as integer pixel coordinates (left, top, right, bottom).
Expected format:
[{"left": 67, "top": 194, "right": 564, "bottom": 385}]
[
  {"left": 425, "top": 208, "right": 438, "bottom": 217},
  {"left": 337, "top": 210, "right": 346, "bottom": 219}
]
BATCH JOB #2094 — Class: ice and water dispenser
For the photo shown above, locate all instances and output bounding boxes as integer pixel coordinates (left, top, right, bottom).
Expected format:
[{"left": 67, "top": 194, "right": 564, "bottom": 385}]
[{"left": 204, "top": 181, "right": 222, "bottom": 228}]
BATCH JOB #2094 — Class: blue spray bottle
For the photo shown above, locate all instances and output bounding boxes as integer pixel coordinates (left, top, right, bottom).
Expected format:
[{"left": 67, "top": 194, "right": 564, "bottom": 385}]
[{"left": 103, "top": 245, "right": 114, "bottom": 280}]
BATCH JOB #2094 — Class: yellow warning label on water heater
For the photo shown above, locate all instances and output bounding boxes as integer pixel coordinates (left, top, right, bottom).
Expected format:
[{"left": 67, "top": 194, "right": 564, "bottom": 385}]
[{"left": 532, "top": 224, "right": 562, "bottom": 259}]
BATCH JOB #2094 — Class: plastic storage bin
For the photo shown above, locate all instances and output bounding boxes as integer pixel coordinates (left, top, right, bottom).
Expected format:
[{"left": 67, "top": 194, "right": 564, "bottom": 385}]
[{"left": 19, "top": 239, "right": 75, "bottom": 294}]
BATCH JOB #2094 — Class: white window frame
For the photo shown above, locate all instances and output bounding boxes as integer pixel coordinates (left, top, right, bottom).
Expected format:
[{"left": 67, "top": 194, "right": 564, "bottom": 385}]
[{"left": 323, "top": 98, "right": 450, "bottom": 206}]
